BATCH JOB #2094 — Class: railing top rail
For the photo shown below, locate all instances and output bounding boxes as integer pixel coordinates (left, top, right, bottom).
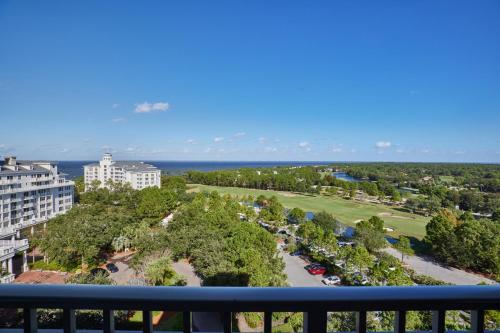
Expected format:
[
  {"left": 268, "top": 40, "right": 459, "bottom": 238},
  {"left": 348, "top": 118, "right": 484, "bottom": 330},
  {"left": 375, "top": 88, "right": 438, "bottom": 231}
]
[{"left": 0, "top": 285, "right": 499, "bottom": 312}]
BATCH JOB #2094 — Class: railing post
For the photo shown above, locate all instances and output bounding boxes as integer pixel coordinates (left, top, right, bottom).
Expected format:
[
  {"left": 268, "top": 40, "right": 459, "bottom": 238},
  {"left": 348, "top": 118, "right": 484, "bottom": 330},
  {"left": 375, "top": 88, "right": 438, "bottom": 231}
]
[
  {"left": 471, "top": 310, "right": 484, "bottom": 333},
  {"left": 183, "top": 311, "right": 191, "bottom": 333},
  {"left": 356, "top": 311, "right": 367, "bottom": 333},
  {"left": 23, "top": 308, "right": 37, "bottom": 333},
  {"left": 63, "top": 309, "right": 76, "bottom": 333},
  {"left": 142, "top": 310, "right": 153, "bottom": 333},
  {"left": 432, "top": 310, "right": 445, "bottom": 333},
  {"left": 264, "top": 312, "right": 272, "bottom": 333},
  {"left": 303, "top": 311, "right": 327, "bottom": 333},
  {"left": 394, "top": 310, "right": 406, "bottom": 333},
  {"left": 103, "top": 309, "right": 114, "bottom": 333},
  {"left": 222, "top": 312, "right": 232, "bottom": 333}
]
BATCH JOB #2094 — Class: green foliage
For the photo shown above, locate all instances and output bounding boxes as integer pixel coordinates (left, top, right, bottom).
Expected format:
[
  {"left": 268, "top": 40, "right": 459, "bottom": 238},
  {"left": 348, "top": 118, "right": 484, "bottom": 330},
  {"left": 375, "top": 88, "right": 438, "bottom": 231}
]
[
  {"left": 354, "top": 216, "right": 387, "bottom": 252},
  {"left": 425, "top": 211, "right": 500, "bottom": 275},
  {"left": 258, "top": 196, "right": 285, "bottom": 225},
  {"left": 161, "top": 175, "right": 187, "bottom": 193},
  {"left": 144, "top": 256, "right": 183, "bottom": 286},
  {"left": 136, "top": 187, "right": 178, "bottom": 219},
  {"left": 35, "top": 202, "right": 139, "bottom": 270},
  {"left": 166, "top": 193, "right": 286, "bottom": 286},
  {"left": 394, "top": 236, "right": 414, "bottom": 262},
  {"left": 287, "top": 207, "right": 306, "bottom": 224},
  {"left": 312, "top": 211, "right": 338, "bottom": 232},
  {"left": 185, "top": 166, "right": 322, "bottom": 193}
]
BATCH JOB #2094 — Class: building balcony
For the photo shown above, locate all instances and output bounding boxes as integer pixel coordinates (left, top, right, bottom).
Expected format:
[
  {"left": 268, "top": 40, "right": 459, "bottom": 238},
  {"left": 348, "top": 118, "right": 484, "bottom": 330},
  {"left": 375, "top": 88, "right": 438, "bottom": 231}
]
[
  {"left": 0, "top": 245, "right": 15, "bottom": 262},
  {"left": 0, "top": 285, "right": 498, "bottom": 333},
  {"left": 0, "top": 239, "right": 29, "bottom": 253},
  {"left": 0, "top": 273, "right": 15, "bottom": 284}
]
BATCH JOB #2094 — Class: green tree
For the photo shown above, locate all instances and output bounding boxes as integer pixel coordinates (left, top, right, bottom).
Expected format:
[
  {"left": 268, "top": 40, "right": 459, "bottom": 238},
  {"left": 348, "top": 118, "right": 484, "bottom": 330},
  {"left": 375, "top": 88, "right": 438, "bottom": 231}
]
[
  {"left": 394, "top": 236, "right": 414, "bottom": 263},
  {"left": 136, "top": 187, "right": 178, "bottom": 218},
  {"left": 288, "top": 207, "right": 306, "bottom": 224},
  {"left": 354, "top": 216, "right": 387, "bottom": 252},
  {"left": 312, "top": 211, "right": 338, "bottom": 232}
]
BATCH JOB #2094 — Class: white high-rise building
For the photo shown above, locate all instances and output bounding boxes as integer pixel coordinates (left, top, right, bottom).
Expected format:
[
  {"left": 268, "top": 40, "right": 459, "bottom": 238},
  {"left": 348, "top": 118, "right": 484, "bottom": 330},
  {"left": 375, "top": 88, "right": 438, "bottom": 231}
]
[
  {"left": 84, "top": 153, "right": 161, "bottom": 191},
  {"left": 0, "top": 156, "right": 75, "bottom": 283}
]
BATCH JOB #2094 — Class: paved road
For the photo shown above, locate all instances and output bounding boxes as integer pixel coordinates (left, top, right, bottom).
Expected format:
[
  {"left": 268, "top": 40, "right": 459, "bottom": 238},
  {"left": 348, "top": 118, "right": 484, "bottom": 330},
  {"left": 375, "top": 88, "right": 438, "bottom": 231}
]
[
  {"left": 383, "top": 248, "right": 496, "bottom": 285},
  {"left": 281, "top": 250, "right": 328, "bottom": 287},
  {"left": 108, "top": 261, "right": 137, "bottom": 285},
  {"left": 172, "top": 260, "right": 223, "bottom": 332}
]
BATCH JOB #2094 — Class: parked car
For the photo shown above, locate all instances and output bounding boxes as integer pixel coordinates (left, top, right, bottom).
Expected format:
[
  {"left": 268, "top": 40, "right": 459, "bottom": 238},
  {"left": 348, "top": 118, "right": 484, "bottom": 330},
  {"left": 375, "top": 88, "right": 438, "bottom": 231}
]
[
  {"left": 307, "top": 266, "right": 326, "bottom": 275},
  {"left": 90, "top": 267, "right": 110, "bottom": 277},
  {"left": 322, "top": 275, "right": 341, "bottom": 286},
  {"left": 291, "top": 250, "right": 303, "bottom": 256},
  {"left": 304, "top": 263, "right": 321, "bottom": 270},
  {"left": 352, "top": 273, "right": 369, "bottom": 285},
  {"left": 106, "top": 263, "right": 119, "bottom": 273}
]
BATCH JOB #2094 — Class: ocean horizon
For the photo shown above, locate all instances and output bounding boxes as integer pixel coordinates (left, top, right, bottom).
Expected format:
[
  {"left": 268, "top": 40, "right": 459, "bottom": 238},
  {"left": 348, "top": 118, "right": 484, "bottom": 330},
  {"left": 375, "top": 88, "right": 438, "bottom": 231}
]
[{"left": 57, "top": 160, "right": 338, "bottom": 179}]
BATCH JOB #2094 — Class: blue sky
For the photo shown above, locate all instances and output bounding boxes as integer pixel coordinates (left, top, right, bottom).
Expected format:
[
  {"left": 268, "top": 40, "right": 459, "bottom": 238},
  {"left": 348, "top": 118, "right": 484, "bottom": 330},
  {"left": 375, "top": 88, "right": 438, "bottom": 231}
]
[{"left": 1, "top": 1, "right": 499, "bottom": 162}]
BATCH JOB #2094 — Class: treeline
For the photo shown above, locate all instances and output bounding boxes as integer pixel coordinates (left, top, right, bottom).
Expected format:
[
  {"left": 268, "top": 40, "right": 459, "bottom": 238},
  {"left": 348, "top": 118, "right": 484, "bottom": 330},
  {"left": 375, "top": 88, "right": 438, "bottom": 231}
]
[
  {"left": 405, "top": 187, "right": 500, "bottom": 215},
  {"left": 424, "top": 210, "right": 500, "bottom": 276},
  {"left": 185, "top": 167, "right": 322, "bottom": 193},
  {"left": 343, "top": 163, "right": 500, "bottom": 193}
]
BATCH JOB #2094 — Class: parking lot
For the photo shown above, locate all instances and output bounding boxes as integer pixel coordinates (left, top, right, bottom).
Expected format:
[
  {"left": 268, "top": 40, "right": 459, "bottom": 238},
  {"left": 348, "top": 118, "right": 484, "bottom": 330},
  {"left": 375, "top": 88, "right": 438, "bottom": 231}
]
[{"left": 280, "top": 250, "right": 328, "bottom": 287}]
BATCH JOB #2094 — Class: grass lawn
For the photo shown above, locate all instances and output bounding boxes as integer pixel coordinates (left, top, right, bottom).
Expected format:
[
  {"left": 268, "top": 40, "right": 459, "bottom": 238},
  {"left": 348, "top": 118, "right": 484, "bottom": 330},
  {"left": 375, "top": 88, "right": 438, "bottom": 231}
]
[{"left": 190, "top": 184, "right": 430, "bottom": 239}]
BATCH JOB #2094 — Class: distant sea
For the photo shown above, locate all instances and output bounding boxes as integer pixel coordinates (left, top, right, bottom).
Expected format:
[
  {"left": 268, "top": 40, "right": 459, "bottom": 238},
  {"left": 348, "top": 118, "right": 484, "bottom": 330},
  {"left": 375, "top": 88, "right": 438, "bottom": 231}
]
[{"left": 57, "top": 161, "right": 334, "bottom": 180}]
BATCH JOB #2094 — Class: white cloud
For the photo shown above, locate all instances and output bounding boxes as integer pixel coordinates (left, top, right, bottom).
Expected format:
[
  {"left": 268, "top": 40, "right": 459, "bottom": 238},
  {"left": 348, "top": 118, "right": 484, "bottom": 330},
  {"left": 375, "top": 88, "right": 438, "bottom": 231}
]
[
  {"left": 0, "top": 144, "right": 5, "bottom": 150},
  {"left": 421, "top": 149, "right": 430, "bottom": 153},
  {"left": 213, "top": 137, "right": 224, "bottom": 143},
  {"left": 396, "top": 148, "right": 405, "bottom": 153},
  {"left": 112, "top": 103, "right": 119, "bottom": 109},
  {"left": 258, "top": 137, "right": 267, "bottom": 144},
  {"left": 152, "top": 102, "right": 169, "bottom": 111},
  {"left": 298, "top": 141, "right": 309, "bottom": 148},
  {"left": 204, "top": 147, "right": 212, "bottom": 153},
  {"left": 454, "top": 150, "right": 466, "bottom": 155},
  {"left": 186, "top": 139, "right": 196, "bottom": 144},
  {"left": 332, "top": 147, "right": 342, "bottom": 153},
  {"left": 60, "top": 148, "right": 69, "bottom": 153},
  {"left": 234, "top": 132, "right": 246, "bottom": 137},
  {"left": 375, "top": 141, "right": 391, "bottom": 148},
  {"left": 134, "top": 101, "right": 169, "bottom": 113},
  {"left": 264, "top": 147, "right": 278, "bottom": 153},
  {"left": 112, "top": 117, "right": 126, "bottom": 123}
]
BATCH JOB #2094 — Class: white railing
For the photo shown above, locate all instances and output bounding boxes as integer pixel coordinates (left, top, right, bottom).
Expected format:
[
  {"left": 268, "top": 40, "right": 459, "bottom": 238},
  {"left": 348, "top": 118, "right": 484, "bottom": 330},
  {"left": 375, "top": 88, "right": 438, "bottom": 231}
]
[
  {"left": 0, "top": 180, "right": 74, "bottom": 195},
  {"left": 0, "top": 273, "right": 15, "bottom": 284},
  {"left": 0, "top": 239, "right": 28, "bottom": 250}
]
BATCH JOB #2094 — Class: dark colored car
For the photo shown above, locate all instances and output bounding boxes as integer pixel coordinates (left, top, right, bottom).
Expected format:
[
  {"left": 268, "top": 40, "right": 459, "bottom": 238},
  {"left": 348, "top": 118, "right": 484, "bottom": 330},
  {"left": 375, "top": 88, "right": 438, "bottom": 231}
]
[
  {"left": 304, "top": 263, "right": 321, "bottom": 270},
  {"left": 90, "top": 267, "right": 110, "bottom": 277},
  {"left": 106, "top": 263, "right": 119, "bottom": 273}
]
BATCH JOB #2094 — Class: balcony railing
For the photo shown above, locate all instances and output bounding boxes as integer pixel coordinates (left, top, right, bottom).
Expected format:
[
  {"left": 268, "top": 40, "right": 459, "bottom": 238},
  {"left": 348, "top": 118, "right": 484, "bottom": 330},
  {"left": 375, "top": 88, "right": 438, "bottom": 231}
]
[{"left": 0, "top": 285, "right": 499, "bottom": 333}]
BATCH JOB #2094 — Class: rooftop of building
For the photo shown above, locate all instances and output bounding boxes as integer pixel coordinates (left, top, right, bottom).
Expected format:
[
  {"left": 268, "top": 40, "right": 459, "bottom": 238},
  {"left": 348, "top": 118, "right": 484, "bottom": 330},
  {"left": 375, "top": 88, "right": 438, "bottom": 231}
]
[{"left": 84, "top": 154, "right": 160, "bottom": 173}]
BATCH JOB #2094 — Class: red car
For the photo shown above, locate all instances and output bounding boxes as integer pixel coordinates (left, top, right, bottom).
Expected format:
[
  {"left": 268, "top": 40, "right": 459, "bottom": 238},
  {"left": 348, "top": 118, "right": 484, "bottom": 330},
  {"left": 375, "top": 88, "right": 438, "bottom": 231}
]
[{"left": 307, "top": 265, "right": 326, "bottom": 275}]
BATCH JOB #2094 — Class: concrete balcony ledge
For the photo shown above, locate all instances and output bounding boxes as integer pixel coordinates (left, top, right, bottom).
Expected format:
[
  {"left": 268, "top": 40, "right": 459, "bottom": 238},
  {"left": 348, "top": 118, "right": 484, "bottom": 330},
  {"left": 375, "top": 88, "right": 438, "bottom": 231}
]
[{"left": 0, "top": 273, "right": 15, "bottom": 284}]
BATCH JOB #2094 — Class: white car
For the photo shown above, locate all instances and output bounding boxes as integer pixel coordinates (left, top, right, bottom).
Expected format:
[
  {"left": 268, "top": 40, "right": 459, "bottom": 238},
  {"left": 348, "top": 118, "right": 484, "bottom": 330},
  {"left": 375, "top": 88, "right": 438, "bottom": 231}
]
[{"left": 322, "top": 275, "right": 341, "bottom": 286}]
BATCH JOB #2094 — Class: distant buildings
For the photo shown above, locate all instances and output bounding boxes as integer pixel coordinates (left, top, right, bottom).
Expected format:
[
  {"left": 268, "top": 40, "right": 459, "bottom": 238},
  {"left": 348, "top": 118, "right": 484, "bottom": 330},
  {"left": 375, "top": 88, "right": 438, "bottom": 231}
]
[
  {"left": 84, "top": 153, "right": 161, "bottom": 191},
  {"left": 0, "top": 156, "right": 74, "bottom": 283}
]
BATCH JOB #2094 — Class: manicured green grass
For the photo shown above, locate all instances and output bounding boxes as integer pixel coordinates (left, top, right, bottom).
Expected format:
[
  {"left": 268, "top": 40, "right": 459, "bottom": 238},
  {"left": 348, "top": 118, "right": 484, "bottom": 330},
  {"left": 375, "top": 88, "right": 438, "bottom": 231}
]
[{"left": 190, "top": 184, "right": 430, "bottom": 239}]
